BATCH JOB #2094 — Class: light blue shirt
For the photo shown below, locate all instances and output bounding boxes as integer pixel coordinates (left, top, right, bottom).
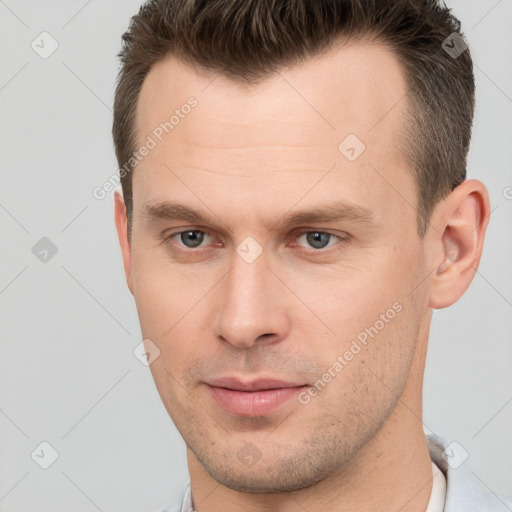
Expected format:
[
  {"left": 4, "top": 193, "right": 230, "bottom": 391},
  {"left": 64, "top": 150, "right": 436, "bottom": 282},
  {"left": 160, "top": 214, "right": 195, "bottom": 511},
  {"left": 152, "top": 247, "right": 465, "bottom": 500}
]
[{"left": 162, "top": 434, "right": 512, "bottom": 511}]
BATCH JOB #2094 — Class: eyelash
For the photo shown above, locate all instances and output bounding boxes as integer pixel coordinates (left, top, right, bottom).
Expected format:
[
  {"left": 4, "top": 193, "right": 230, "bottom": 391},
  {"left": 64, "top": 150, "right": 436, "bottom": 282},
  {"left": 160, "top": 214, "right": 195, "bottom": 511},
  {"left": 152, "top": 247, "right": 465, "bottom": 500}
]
[{"left": 162, "top": 228, "right": 349, "bottom": 254}]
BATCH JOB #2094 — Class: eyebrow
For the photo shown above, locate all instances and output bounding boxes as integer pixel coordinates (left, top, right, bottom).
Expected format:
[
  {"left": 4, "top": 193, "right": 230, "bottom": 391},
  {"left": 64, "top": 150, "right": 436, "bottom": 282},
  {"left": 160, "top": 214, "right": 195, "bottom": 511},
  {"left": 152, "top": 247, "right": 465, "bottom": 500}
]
[{"left": 143, "top": 199, "right": 378, "bottom": 231}]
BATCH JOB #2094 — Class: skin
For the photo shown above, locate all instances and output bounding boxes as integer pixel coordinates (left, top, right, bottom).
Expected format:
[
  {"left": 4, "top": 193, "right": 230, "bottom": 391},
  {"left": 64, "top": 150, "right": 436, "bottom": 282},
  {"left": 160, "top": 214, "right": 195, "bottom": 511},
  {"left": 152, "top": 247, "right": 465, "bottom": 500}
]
[{"left": 114, "top": 39, "right": 490, "bottom": 512}]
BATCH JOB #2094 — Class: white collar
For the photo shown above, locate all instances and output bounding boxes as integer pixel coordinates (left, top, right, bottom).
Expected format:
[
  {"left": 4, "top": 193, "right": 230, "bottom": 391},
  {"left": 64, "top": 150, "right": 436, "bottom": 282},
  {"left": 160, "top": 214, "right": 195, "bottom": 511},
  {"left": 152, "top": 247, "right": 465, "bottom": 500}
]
[{"left": 425, "top": 461, "right": 447, "bottom": 512}]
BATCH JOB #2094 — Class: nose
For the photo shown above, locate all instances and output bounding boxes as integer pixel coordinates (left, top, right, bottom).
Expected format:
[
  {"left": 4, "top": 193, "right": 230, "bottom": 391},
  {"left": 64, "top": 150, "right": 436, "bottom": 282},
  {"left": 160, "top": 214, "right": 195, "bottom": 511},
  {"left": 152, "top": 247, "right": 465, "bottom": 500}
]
[{"left": 213, "top": 247, "right": 290, "bottom": 349}]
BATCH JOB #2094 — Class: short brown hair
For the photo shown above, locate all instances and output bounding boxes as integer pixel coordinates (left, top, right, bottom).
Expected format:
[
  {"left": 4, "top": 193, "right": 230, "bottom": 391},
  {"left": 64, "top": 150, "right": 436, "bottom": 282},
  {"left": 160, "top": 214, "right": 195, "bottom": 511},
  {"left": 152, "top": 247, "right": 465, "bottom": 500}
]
[{"left": 113, "top": 0, "right": 474, "bottom": 238}]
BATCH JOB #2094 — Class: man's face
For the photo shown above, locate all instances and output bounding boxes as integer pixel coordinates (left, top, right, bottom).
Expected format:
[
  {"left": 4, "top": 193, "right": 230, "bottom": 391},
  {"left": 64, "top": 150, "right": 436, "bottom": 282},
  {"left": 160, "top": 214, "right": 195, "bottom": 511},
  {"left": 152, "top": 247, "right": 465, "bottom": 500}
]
[{"left": 126, "top": 41, "right": 432, "bottom": 491}]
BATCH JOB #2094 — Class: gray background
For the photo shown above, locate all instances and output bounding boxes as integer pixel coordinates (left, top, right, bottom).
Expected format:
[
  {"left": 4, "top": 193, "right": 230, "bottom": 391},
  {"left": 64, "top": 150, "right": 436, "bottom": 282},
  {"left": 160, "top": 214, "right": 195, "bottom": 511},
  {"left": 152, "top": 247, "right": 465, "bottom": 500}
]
[{"left": 1, "top": 1, "right": 511, "bottom": 510}]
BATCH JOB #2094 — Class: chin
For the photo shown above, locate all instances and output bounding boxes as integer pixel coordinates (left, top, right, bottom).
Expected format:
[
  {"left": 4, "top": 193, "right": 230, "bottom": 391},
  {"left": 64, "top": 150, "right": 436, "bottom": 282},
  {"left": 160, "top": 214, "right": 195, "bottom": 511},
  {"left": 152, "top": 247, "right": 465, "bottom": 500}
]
[{"left": 197, "top": 449, "right": 334, "bottom": 493}]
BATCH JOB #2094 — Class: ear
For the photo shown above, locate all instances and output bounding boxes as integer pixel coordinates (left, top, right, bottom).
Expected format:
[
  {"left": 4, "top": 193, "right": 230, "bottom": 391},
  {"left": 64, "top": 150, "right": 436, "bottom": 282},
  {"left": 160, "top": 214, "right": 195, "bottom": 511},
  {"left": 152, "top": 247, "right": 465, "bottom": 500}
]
[
  {"left": 428, "top": 179, "right": 490, "bottom": 309},
  {"left": 114, "top": 191, "right": 134, "bottom": 295}
]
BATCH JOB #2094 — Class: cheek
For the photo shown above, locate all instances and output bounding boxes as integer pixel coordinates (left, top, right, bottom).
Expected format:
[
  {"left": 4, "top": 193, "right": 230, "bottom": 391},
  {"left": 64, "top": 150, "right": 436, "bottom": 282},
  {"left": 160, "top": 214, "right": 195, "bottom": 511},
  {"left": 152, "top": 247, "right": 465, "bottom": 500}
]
[
  {"left": 310, "top": 297, "right": 421, "bottom": 430},
  {"left": 131, "top": 244, "right": 196, "bottom": 330},
  {"left": 306, "top": 249, "right": 419, "bottom": 339},
  {"left": 304, "top": 245, "right": 424, "bottom": 388},
  {"left": 132, "top": 265, "right": 202, "bottom": 422},
  {"left": 130, "top": 251, "right": 212, "bottom": 377},
  {"left": 343, "top": 247, "right": 426, "bottom": 394}
]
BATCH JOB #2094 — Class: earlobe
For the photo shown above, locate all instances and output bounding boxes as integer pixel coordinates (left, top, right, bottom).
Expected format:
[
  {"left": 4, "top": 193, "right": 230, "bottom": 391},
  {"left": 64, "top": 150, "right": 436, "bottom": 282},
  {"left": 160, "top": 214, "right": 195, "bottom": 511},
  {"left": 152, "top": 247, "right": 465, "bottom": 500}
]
[
  {"left": 114, "top": 191, "right": 134, "bottom": 295},
  {"left": 428, "top": 180, "right": 490, "bottom": 309}
]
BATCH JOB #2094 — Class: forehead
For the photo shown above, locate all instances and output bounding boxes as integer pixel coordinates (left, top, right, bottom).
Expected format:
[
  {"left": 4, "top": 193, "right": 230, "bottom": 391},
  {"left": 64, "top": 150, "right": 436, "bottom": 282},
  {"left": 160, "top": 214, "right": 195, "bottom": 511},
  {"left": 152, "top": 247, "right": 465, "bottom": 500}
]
[
  {"left": 133, "top": 40, "right": 415, "bottom": 230},
  {"left": 137, "top": 40, "right": 407, "bottom": 149}
]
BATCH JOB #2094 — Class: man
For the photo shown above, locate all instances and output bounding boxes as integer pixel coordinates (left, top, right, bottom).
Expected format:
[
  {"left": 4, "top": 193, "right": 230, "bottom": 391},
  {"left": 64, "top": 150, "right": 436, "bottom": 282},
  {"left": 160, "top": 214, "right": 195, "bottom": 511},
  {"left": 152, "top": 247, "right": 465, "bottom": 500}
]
[{"left": 112, "top": 0, "right": 512, "bottom": 510}]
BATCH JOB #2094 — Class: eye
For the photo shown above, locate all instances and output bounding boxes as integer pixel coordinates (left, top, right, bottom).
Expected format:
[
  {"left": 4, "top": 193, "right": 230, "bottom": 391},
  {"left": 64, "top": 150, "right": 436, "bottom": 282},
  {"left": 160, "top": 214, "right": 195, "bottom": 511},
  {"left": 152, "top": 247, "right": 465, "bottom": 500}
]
[
  {"left": 294, "top": 230, "right": 346, "bottom": 250},
  {"left": 170, "top": 230, "right": 212, "bottom": 248},
  {"left": 163, "top": 228, "right": 348, "bottom": 253}
]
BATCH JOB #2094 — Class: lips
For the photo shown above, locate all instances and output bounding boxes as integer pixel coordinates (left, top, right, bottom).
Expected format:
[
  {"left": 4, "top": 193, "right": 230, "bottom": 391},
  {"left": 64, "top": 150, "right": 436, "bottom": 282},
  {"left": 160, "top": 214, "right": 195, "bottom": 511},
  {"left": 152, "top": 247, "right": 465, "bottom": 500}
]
[{"left": 205, "top": 377, "right": 308, "bottom": 416}]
